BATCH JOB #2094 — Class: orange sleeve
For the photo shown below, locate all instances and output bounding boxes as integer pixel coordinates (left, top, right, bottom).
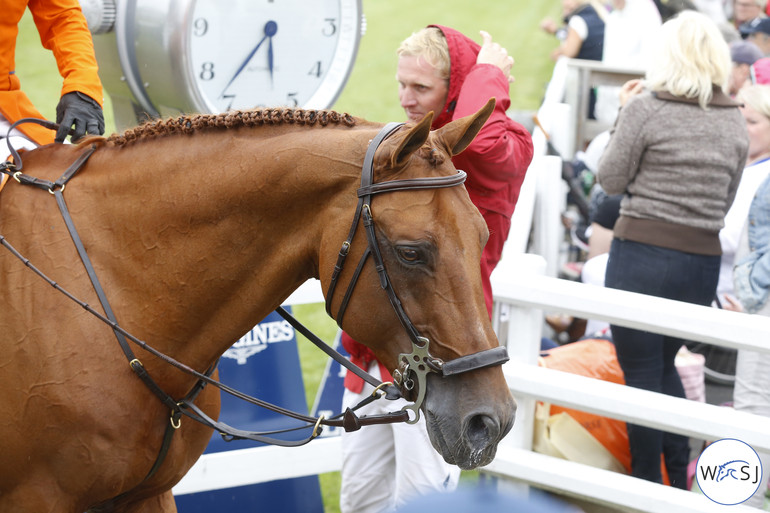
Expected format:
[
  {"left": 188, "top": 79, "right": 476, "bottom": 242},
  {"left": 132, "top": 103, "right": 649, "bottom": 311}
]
[{"left": 28, "top": 0, "right": 103, "bottom": 107}]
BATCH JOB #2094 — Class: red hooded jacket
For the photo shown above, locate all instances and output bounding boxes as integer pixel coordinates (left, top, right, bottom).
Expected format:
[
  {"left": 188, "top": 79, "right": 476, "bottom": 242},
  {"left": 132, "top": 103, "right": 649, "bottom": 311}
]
[{"left": 342, "top": 26, "right": 533, "bottom": 392}]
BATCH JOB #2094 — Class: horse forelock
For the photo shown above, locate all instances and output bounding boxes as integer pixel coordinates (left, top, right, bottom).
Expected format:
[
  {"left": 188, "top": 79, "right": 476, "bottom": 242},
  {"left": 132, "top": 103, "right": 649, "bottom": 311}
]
[
  {"left": 417, "top": 145, "right": 447, "bottom": 167},
  {"left": 106, "top": 108, "right": 358, "bottom": 147}
]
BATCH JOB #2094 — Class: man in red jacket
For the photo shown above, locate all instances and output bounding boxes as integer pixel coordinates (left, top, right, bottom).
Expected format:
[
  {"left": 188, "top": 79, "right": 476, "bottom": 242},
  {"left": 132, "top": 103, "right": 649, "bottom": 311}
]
[
  {"left": 339, "top": 26, "right": 533, "bottom": 513},
  {"left": 1, "top": 0, "right": 105, "bottom": 150}
]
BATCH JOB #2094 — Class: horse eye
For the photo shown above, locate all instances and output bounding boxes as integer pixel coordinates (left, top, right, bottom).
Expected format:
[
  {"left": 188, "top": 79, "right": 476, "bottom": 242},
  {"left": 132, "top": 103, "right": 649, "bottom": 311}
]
[{"left": 397, "top": 247, "right": 421, "bottom": 263}]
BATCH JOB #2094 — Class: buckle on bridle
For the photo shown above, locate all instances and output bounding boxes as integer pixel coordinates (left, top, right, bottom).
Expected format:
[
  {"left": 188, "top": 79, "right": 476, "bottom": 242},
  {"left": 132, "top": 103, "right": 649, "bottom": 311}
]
[
  {"left": 393, "top": 341, "right": 511, "bottom": 424},
  {"left": 393, "top": 336, "right": 442, "bottom": 424}
]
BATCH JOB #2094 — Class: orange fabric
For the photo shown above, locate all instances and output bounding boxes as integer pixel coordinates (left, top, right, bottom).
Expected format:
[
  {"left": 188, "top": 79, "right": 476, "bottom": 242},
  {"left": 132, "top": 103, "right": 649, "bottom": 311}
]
[
  {"left": 0, "top": 0, "right": 103, "bottom": 144},
  {"left": 539, "top": 339, "right": 670, "bottom": 484}
]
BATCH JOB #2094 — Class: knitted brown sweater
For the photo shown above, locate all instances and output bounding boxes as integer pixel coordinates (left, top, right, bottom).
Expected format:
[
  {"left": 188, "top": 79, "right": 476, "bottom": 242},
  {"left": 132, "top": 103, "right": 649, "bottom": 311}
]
[{"left": 597, "top": 89, "right": 748, "bottom": 255}]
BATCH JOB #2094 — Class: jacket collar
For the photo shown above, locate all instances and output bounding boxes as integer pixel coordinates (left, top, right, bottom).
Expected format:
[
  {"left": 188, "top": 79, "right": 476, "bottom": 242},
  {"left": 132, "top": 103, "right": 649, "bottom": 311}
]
[
  {"left": 428, "top": 25, "right": 481, "bottom": 129},
  {"left": 653, "top": 87, "right": 740, "bottom": 107}
]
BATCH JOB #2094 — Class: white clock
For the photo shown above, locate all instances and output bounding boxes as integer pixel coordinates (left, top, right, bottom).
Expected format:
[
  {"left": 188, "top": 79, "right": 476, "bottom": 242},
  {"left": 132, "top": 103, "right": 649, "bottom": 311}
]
[{"left": 83, "top": 0, "right": 364, "bottom": 127}]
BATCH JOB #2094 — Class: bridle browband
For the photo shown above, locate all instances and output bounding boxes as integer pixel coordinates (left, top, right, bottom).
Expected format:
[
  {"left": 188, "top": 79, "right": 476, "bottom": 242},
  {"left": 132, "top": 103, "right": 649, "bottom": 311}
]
[
  {"left": 0, "top": 120, "right": 509, "bottom": 473},
  {"left": 325, "top": 122, "right": 509, "bottom": 423}
]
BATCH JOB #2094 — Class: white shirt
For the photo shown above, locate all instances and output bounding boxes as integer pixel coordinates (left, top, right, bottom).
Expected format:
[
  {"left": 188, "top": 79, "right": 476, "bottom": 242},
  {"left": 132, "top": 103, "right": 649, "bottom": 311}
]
[
  {"left": 568, "top": 13, "right": 589, "bottom": 42},
  {"left": 717, "top": 158, "right": 770, "bottom": 299},
  {"left": 602, "top": 0, "right": 662, "bottom": 69},
  {"left": 595, "top": 0, "right": 662, "bottom": 123}
]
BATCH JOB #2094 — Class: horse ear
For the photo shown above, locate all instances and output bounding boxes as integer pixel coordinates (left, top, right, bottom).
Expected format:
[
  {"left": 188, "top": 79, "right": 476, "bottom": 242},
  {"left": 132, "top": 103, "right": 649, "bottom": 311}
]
[
  {"left": 436, "top": 97, "right": 495, "bottom": 156},
  {"left": 390, "top": 111, "right": 433, "bottom": 168}
]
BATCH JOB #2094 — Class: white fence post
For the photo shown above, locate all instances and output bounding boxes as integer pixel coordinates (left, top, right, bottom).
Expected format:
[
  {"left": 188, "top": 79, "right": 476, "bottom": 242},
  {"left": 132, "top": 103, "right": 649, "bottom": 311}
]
[
  {"left": 531, "top": 156, "right": 564, "bottom": 278},
  {"left": 491, "top": 254, "right": 546, "bottom": 454}
]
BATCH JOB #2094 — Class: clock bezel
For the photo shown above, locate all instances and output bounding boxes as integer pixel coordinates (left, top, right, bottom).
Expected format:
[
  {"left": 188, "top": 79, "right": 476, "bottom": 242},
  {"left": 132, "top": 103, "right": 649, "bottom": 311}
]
[{"left": 179, "top": 0, "right": 363, "bottom": 114}]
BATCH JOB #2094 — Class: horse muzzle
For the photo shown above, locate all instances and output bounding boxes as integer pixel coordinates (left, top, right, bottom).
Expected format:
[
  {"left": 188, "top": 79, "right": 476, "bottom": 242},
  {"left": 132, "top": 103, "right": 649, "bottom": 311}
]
[{"left": 422, "top": 372, "right": 516, "bottom": 470}]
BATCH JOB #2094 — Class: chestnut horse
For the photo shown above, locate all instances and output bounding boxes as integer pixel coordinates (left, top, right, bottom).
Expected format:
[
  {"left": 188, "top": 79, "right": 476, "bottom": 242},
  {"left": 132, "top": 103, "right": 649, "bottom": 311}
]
[{"left": 0, "top": 100, "right": 515, "bottom": 512}]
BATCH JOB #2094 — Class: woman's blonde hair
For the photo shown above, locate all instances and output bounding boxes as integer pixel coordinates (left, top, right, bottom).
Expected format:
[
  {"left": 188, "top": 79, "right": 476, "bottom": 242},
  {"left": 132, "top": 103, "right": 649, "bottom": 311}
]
[
  {"left": 645, "top": 10, "right": 731, "bottom": 109},
  {"left": 737, "top": 84, "right": 770, "bottom": 119},
  {"left": 396, "top": 27, "right": 451, "bottom": 82}
]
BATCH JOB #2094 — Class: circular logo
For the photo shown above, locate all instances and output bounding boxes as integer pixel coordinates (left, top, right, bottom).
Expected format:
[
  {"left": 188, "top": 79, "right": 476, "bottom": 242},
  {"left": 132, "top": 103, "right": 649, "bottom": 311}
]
[{"left": 696, "top": 438, "right": 763, "bottom": 505}]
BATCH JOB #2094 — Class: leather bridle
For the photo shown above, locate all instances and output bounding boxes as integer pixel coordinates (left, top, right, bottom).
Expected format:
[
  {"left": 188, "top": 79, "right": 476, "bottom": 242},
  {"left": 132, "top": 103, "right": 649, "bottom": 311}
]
[{"left": 325, "top": 122, "right": 509, "bottom": 423}]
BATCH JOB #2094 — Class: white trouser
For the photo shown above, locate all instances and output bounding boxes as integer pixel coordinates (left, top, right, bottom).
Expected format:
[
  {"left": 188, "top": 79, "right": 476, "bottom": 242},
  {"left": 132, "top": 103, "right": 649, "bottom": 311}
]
[
  {"left": 734, "top": 348, "right": 770, "bottom": 509},
  {"left": 0, "top": 116, "right": 41, "bottom": 159},
  {"left": 339, "top": 363, "right": 460, "bottom": 513}
]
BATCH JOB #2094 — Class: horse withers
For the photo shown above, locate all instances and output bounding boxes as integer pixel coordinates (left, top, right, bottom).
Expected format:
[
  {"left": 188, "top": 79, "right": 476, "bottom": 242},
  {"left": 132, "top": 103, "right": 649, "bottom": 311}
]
[{"left": 0, "top": 99, "right": 515, "bottom": 512}]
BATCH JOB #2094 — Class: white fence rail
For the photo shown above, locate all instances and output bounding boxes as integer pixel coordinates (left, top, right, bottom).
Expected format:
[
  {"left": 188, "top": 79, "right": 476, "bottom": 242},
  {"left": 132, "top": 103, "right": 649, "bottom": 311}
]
[{"left": 485, "top": 255, "right": 770, "bottom": 512}]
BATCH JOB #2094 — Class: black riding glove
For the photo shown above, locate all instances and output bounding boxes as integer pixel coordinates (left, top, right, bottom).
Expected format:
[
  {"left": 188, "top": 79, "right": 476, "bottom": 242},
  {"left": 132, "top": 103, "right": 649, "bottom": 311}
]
[{"left": 55, "top": 91, "right": 105, "bottom": 143}]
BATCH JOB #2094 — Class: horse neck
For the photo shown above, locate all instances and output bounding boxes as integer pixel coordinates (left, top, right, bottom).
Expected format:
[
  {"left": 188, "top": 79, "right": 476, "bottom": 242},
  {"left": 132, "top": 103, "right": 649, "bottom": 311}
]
[{"left": 80, "top": 123, "right": 372, "bottom": 372}]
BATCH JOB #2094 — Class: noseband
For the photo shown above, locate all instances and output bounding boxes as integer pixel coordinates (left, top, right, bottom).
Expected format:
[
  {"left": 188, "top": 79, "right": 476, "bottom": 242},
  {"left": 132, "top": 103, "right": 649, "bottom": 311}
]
[{"left": 325, "top": 123, "right": 509, "bottom": 422}]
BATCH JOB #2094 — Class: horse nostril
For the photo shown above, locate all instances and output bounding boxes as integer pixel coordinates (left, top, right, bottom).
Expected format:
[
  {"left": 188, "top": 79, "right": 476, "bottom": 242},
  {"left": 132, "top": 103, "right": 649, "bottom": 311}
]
[{"left": 465, "top": 414, "right": 499, "bottom": 451}]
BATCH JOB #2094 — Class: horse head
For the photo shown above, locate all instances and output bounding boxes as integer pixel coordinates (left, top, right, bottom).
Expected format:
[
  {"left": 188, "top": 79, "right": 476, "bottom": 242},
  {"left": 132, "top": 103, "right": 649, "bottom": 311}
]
[{"left": 325, "top": 99, "right": 516, "bottom": 469}]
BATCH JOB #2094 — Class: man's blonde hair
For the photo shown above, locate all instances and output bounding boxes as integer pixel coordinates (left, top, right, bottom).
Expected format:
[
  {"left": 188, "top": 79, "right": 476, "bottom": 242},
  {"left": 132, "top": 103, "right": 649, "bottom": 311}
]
[
  {"left": 396, "top": 27, "right": 451, "bottom": 82},
  {"left": 645, "top": 11, "right": 732, "bottom": 109}
]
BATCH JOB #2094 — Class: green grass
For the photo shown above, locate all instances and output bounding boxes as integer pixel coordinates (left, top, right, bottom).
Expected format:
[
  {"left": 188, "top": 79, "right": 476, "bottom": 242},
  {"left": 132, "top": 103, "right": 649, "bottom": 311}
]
[
  {"left": 15, "top": 2, "right": 560, "bottom": 511},
  {"left": 334, "top": 0, "right": 560, "bottom": 122},
  {"left": 15, "top": 1, "right": 559, "bottom": 134}
]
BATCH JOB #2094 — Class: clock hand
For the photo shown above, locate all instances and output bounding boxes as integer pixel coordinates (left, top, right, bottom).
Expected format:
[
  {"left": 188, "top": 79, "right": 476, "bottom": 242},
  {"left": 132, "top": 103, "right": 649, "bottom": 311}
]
[
  {"left": 220, "top": 20, "right": 278, "bottom": 97},
  {"left": 267, "top": 35, "right": 274, "bottom": 87}
]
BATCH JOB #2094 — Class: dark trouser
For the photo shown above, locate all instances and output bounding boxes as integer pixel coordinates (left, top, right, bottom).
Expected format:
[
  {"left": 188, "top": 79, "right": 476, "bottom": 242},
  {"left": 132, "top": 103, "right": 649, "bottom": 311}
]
[{"left": 605, "top": 238, "right": 720, "bottom": 489}]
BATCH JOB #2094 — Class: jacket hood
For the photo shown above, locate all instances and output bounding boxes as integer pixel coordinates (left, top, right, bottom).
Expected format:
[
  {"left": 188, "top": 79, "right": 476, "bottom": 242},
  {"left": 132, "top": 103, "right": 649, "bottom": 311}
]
[{"left": 428, "top": 25, "right": 481, "bottom": 128}]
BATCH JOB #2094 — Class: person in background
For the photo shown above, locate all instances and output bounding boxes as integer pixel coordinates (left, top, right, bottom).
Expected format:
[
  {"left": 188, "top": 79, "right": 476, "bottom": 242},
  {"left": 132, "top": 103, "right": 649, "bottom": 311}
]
[
  {"left": 540, "top": 0, "right": 607, "bottom": 61},
  {"left": 718, "top": 92, "right": 770, "bottom": 508},
  {"left": 749, "top": 55, "right": 770, "bottom": 85},
  {"left": 652, "top": 0, "right": 697, "bottom": 21},
  {"left": 597, "top": 11, "right": 748, "bottom": 488},
  {"left": 594, "top": 0, "right": 662, "bottom": 123},
  {"left": 732, "top": 171, "right": 770, "bottom": 509},
  {"left": 693, "top": 0, "right": 730, "bottom": 23},
  {"left": 339, "top": 25, "right": 533, "bottom": 513},
  {"left": 739, "top": 16, "right": 770, "bottom": 54},
  {"left": 717, "top": 84, "right": 770, "bottom": 311},
  {"left": 541, "top": 0, "right": 607, "bottom": 119},
  {"left": 0, "top": 0, "right": 105, "bottom": 152},
  {"left": 731, "top": 0, "right": 767, "bottom": 30},
  {"left": 728, "top": 40, "right": 764, "bottom": 95},
  {"left": 602, "top": 0, "right": 662, "bottom": 69}
]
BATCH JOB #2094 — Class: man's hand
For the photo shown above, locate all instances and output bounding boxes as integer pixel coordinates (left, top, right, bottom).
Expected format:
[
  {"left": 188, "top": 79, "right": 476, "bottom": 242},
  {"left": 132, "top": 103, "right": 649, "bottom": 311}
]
[
  {"left": 477, "top": 30, "right": 515, "bottom": 83},
  {"left": 55, "top": 91, "right": 105, "bottom": 143}
]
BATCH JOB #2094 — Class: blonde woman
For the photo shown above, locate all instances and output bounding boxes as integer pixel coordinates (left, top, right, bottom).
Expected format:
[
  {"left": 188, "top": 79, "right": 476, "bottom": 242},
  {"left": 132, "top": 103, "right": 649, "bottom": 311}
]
[{"left": 597, "top": 11, "right": 748, "bottom": 488}]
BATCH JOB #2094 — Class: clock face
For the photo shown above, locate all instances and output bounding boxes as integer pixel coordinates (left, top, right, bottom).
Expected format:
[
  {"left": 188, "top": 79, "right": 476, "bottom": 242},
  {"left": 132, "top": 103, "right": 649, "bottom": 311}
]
[{"left": 186, "top": 0, "right": 362, "bottom": 113}]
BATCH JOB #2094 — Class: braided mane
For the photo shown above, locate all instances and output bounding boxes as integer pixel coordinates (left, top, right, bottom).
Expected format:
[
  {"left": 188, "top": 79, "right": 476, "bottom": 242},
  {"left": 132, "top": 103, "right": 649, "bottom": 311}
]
[{"left": 106, "top": 107, "right": 357, "bottom": 147}]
